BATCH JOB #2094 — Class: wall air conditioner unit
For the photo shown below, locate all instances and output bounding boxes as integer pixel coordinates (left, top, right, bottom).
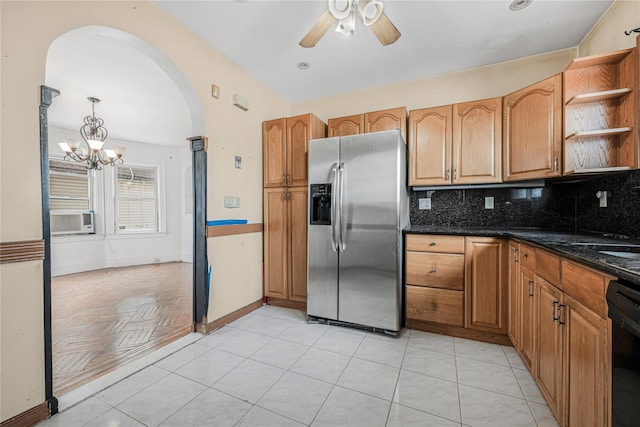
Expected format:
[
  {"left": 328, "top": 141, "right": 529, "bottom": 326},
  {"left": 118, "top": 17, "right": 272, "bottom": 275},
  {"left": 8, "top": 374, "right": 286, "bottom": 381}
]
[{"left": 50, "top": 211, "right": 95, "bottom": 235}]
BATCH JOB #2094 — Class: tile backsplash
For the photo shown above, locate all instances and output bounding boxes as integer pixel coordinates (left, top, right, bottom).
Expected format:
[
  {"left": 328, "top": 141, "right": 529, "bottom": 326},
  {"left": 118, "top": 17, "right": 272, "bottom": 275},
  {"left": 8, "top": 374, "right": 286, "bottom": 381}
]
[{"left": 410, "top": 170, "right": 640, "bottom": 238}]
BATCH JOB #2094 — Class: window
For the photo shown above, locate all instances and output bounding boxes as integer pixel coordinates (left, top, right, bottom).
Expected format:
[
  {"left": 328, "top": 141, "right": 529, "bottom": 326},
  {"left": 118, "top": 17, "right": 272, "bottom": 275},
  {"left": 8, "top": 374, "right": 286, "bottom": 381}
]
[
  {"left": 49, "top": 159, "right": 91, "bottom": 211},
  {"left": 115, "top": 165, "right": 159, "bottom": 232}
]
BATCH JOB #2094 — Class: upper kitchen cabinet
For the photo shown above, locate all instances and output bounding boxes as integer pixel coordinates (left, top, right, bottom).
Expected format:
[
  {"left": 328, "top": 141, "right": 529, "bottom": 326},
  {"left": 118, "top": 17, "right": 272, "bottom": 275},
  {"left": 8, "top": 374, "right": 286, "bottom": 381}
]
[
  {"left": 408, "top": 105, "right": 452, "bottom": 186},
  {"left": 263, "top": 114, "right": 326, "bottom": 188},
  {"left": 328, "top": 114, "right": 365, "bottom": 137},
  {"left": 563, "top": 48, "right": 637, "bottom": 174},
  {"left": 327, "top": 107, "right": 407, "bottom": 140},
  {"left": 452, "top": 97, "right": 502, "bottom": 184},
  {"left": 503, "top": 74, "right": 563, "bottom": 181}
]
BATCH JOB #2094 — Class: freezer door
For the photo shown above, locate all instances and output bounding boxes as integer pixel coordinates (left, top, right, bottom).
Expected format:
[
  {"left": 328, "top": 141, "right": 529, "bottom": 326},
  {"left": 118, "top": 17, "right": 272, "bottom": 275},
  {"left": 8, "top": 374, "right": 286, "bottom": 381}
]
[
  {"left": 307, "top": 137, "right": 340, "bottom": 320},
  {"left": 338, "top": 130, "right": 405, "bottom": 331}
]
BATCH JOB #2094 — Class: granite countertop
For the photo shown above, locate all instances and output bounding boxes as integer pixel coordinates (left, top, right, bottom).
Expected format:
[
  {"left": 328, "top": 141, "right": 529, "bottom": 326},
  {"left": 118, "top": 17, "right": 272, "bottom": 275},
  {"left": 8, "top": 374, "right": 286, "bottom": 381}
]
[{"left": 406, "top": 225, "right": 640, "bottom": 286}]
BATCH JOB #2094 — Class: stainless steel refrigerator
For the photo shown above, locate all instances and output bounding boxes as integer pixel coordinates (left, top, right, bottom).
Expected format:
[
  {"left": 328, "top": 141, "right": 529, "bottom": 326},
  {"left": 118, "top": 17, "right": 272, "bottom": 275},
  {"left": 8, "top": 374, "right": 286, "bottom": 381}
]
[{"left": 307, "top": 130, "right": 409, "bottom": 334}]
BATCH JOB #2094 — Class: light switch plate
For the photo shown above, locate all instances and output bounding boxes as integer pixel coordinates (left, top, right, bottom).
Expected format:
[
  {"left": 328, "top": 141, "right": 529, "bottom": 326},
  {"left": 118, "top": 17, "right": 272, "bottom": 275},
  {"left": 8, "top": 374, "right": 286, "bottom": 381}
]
[
  {"left": 419, "top": 198, "right": 432, "bottom": 210},
  {"left": 235, "top": 156, "right": 242, "bottom": 169},
  {"left": 224, "top": 196, "right": 240, "bottom": 208},
  {"left": 485, "top": 197, "right": 494, "bottom": 209}
]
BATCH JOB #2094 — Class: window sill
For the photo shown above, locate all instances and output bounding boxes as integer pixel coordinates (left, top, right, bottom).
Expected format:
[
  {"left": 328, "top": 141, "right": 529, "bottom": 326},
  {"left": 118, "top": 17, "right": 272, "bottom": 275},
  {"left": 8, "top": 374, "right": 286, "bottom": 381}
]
[{"left": 109, "top": 231, "right": 167, "bottom": 239}]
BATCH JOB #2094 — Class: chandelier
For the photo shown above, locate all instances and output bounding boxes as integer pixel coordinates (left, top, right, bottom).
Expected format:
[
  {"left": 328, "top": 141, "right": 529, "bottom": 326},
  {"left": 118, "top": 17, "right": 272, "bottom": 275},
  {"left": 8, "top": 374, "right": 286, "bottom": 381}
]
[{"left": 59, "top": 97, "right": 125, "bottom": 170}]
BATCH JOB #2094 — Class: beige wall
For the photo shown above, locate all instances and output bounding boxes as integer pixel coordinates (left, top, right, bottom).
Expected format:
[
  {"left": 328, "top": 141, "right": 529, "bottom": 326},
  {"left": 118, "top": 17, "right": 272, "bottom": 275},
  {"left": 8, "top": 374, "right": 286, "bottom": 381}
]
[
  {"left": 0, "top": 0, "right": 288, "bottom": 421},
  {"left": 291, "top": 48, "right": 577, "bottom": 121},
  {"left": 579, "top": 0, "right": 640, "bottom": 57}
]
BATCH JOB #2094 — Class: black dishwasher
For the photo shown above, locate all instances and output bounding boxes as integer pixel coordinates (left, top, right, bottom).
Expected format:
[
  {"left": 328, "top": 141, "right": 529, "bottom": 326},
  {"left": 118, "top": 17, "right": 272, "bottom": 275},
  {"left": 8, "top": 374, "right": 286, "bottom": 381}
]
[{"left": 606, "top": 280, "right": 640, "bottom": 427}]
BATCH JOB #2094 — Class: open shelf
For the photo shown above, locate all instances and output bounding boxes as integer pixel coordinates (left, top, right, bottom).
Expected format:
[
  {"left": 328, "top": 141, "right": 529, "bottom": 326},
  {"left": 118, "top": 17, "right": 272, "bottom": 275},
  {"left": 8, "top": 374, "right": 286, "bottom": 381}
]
[
  {"left": 564, "top": 166, "right": 631, "bottom": 175},
  {"left": 565, "top": 88, "right": 632, "bottom": 105},
  {"left": 565, "top": 127, "right": 632, "bottom": 140}
]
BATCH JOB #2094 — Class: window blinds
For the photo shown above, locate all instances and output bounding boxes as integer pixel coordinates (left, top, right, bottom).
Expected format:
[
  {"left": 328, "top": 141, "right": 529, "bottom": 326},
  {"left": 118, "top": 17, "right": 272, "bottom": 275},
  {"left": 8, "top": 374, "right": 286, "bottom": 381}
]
[{"left": 116, "top": 165, "right": 158, "bottom": 231}]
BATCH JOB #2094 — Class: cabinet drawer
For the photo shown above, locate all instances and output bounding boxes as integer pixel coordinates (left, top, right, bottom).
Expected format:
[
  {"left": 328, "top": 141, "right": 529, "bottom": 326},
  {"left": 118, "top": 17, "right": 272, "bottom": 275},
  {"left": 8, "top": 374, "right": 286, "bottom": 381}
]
[
  {"left": 561, "top": 260, "right": 614, "bottom": 317},
  {"left": 406, "top": 252, "right": 464, "bottom": 290},
  {"left": 406, "top": 234, "right": 465, "bottom": 254},
  {"left": 406, "top": 285, "right": 464, "bottom": 326},
  {"left": 536, "top": 249, "right": 561, "bottom": 285},
  {"left": 519, "top": 243, "right": 536, "bottom": 270}
]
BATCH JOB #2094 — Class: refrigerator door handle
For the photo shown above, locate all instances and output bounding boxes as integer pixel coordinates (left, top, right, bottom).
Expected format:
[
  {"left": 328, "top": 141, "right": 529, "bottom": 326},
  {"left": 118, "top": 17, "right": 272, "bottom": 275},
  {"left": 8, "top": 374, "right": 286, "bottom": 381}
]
[
  {"left": 338, "top": 162, "right": 346, "bottom": 253},
  {"left": 330, "top": 162, "right": 339, "bottom": 252}
]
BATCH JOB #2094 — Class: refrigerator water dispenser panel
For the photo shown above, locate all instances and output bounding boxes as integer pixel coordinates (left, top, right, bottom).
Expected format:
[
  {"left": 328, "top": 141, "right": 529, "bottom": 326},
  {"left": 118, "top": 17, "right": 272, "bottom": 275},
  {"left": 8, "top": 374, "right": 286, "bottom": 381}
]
[{"left": 310, "top": 183, "right": 332, "bottom": 225}]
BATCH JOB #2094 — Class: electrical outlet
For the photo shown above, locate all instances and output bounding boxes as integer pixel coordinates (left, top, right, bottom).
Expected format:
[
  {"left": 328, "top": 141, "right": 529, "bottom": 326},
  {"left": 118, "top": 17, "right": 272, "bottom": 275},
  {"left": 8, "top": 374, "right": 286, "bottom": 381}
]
[
  {"left": 419, "top": 198, "right": 432, "bottom": 210},
  {"left": 224, "top": 196, "right": 240, "bottom": 208},
  {"left": 485, "top": 197, "right": 494, "bottom": 209},
  {"left": 235, "top": 156, "right": 242, "bottom": 169}
]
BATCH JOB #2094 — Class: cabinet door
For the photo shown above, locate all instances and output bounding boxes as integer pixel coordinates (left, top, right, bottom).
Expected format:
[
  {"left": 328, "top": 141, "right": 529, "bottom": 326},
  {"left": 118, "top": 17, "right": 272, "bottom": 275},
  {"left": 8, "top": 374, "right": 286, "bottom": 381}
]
[
  {"left": 286, "top": 114, "right": 311, "bottom": 187},
  {"left": 328, "top": 114, "right": 364, "bottom": 137},
  {"left": 406, "top": 285, "right": 464, "bottom": 326},
  {"left": 365, "top": 107, "right": 407, "bottom": 141},
  {"left": 464, "top": 237, "right": 508, "bottom": 333},
  {"left": 563, "top": 294, "right": 609, "bottom": 427},
  {"left": 263, "top": 188, "right": 288, "bottom": 298},
  {"left": 288, "top": 187, "right": 308, "bottom": 302},
  {"left": 263, "top": 118, "right": 287, "bottom": 187},
  {"left": 536, "top": 276, "right": 563, "bottom": 421},
  {"left": 507, "top": 242, "right": 521, "bottom": 349},
  {"left": 408, "top": 106, "right": 452, "bottom": 186},
  {"left": 503, "top": 74, "right": 562, "bottom": 181},
  {"left": 452, "top": 98, "right": 502, "bottom": 184},
  {"left": 519, "top": 266, "right": 536, "bottom": 370}
]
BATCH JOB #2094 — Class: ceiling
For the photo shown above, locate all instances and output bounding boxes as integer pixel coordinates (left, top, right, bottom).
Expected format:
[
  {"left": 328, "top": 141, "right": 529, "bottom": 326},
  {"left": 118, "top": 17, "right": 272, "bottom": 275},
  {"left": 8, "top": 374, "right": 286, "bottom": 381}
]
[{"left": 154, "top": 0, "right": 613, "bottom": 103}]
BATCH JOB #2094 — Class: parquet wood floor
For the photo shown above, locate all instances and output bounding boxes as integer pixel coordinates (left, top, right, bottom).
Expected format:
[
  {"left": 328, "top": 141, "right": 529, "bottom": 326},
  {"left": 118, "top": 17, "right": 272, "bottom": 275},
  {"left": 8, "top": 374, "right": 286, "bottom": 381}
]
[{"left": 52, "top": 262, "right": 192, "bottom": 396}]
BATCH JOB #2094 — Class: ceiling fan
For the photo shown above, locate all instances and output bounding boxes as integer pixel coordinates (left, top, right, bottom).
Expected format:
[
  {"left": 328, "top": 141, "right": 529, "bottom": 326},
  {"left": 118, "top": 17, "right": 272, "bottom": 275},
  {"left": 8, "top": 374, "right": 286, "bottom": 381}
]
[{"left": 299, "top": 0, "right": 401, "bottom": 48}]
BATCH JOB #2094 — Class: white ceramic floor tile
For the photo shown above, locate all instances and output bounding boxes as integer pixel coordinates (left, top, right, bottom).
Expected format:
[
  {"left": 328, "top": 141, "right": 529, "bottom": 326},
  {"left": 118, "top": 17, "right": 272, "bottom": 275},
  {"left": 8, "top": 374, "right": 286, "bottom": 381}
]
[
  {"left": 236, "top": 406, "right": 306, "bottom": 427},
  {"left": 503, "top": 345, "right": 529, "bottom": 371},
  {"left": 84, "top": 409, "right": 145, "bottom": 427},
  {"left": 386, "top": 403, "right": 461, "bottom": 427},
  {"left": 456, "top": 357, "right": 524, "bottom": 399},
  {"left": 393, "top": 370, "right": 461, "bottom": 423},
  {"left": 252, "top": 304, "right": 284, "bottom": 317},
  {"left": 175, "top": 347, "right": 244, "bottom": 385},
  {"left": 277, "top": 323, "right": 328, "bottom": 346},
  {"left": 250, "top": 338, "right": 309, "bottom": 369},
  {"left": 116, "top": 373, "right": 207, "bottom": 426},
  {"left": 312, "top": 328, "right": 365, "bottom": 356},
  {"left": 311, "top": 386, "right": 391, "bottom": 427},
  {"left": 458, "top": 384, "right": 536, "bottom": 427},
  {"left": 227, "top": 313, "right": 262, "bottom": 330},
  {"left": 366, "top": 328, "right": 410, "bottom": 346},
  {"left": 197, "top": 326, "right": 240, "bottom": 348},
  {"left": 513, "top": 366, "right": 548, "bottom": 404},
  {"left": 243, "top": 316, "right": 296, "bottom": 337},
  {"left": 454, "top": 337, "right": 510, "bottom": 367},
  {"left": 402, "top": 345, "right": 457, "bottom": 382},
  {"left": 407, "top": 330, "right": 455, "bottom": 355},
  {"left": 154, "top": 343, "right": 211, "bottom": 372},
  {"left": 96, "top": 365, "right": 170, "bottom": 406},
  {"left": 270, "top": 307, "right": 308, "bottom": 322},
  {"left": 212, "top": 359, "right": 285, "bottom": 404},
  {"left": 528, "top": 401, "right": 561, "bottom": 427},
  {"left": 36, "top": 397, "right": 111, "bottom": 427},
  {"left": 159, "top": 388, "right": 251, "bottom": 427},
  {"left": 257, "top": 372, "right": 333, "bottom": 425},
  {"left": 337, "top": 357, "right": 400, "bottom": 401},
  {"left": 354, "top": 335, "right": 407, "bottom": 368},
  {"left": 216, "top": 330, "right": 273, "bottom": 357},
  {"left": 290, "top": 347, "right": 351, "bottom": 384}
]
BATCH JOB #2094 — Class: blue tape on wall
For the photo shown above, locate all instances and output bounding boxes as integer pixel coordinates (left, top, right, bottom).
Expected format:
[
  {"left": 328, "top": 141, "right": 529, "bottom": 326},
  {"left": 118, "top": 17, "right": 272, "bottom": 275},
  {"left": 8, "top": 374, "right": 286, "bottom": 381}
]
[{"left": 206, "top": 219, "right": 248, "bottom": 226}]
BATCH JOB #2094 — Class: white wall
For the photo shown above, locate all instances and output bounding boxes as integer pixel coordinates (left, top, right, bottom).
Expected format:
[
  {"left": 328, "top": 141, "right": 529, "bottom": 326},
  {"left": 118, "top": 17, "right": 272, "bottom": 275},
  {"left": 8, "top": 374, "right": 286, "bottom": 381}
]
[
  {"left": 578, "top": 0, "right": 640, "bottom": 56},
  {"left": 48, "top": 127, "right": 190, "bottom": 276}
]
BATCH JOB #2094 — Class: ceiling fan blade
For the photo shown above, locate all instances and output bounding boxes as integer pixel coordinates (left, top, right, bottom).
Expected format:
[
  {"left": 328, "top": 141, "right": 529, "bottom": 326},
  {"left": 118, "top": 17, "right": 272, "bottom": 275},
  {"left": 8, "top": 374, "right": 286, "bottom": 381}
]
[
  {"left": 299, "top": 9, "right": 337, "bottom": 48},
  {"left": 369, "top": 12, "right": 401, "bottom": 46}
]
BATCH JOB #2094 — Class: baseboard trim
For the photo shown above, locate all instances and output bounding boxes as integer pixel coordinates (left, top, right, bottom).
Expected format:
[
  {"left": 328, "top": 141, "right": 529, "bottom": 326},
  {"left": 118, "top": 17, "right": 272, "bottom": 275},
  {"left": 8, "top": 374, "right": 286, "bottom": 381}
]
[
  {"left": 0, "top": 239, "right": 45, "bottom": 264},
  {"left": 1, "top": 401, "right": 49, "bottom": 427},
  {"left": 406, "top": 319, "right": 513, "bottom": 346},
  {"left": 194, "top": 299, "right": 263, "bottom": 334},
  {"left": 264, "top": 297, "right": 307, "bottom": 312}
]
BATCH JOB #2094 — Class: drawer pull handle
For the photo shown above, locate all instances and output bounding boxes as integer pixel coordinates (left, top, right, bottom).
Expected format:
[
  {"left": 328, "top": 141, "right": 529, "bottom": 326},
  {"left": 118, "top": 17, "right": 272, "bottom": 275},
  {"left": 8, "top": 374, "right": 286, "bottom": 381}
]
[
  {"left": 431, "top": 302, "right": 437, "bottom": 310},
  {"left": 522, "top": 253, "right": 528, "bottom": 259},
  {"left": 430, "top": 242, "right": 437, "bottom": 246},
  {"left": 431, "top": 268, "right": 437, "bottom": 273}
]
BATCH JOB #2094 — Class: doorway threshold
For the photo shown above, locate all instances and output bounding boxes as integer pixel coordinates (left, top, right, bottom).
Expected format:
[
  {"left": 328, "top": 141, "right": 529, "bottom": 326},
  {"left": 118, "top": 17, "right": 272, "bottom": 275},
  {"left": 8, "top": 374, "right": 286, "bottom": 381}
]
[{"left": 57, "top": 332, "right": 202, "bottom": 412}]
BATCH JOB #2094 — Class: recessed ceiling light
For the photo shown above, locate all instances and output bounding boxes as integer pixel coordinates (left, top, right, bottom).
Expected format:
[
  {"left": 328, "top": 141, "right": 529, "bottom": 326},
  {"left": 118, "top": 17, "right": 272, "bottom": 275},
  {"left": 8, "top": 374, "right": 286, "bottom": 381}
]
[
  {"left": 297, "top": 62, "right": 311, "bottom": 70},
  {"left": 509, "top": 0, "right": 532, "bottom": 11}
]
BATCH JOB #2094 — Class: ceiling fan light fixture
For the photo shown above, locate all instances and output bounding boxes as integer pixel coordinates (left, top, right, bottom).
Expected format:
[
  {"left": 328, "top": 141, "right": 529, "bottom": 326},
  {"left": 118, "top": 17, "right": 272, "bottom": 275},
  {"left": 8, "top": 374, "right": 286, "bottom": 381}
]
[
  {"left": 358, "top": 0, "right": 383, "bottom": 26},
  {"left": 335, "top": 10, "right": 356, "bottom": 35},
  {"left": 328, "top": 0, "right": 352, "bottom": 20},
  {"left": 509, "top": 0, "right": 532, "bottom": 11}
]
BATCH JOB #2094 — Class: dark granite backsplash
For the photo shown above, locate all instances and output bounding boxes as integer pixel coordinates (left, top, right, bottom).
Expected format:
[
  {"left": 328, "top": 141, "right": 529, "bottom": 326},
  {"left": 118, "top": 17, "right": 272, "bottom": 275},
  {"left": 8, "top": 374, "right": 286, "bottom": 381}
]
[{"left": 410, "top": 170, "right": 640, "bottom": 238}]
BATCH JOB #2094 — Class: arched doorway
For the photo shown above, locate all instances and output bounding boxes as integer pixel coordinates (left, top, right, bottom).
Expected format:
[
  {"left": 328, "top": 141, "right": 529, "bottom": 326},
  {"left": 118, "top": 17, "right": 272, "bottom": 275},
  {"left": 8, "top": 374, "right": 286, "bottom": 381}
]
[{"left": 40, "top": 25, "right": 207, "bottom": 412}]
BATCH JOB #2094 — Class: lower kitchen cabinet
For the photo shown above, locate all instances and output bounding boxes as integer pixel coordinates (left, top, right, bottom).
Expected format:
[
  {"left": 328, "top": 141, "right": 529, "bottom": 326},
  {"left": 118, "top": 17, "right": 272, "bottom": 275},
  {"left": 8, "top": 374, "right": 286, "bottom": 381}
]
[
  {"left": 464, "top": 237, "right": 508, "bottom": 334},
  {"left": 263, "top": 187, "right": 308, "bottom": 304},
  {"left": 507, "top": 241, "right": 521, "bottom": 348},
  {"left": 519, "top": 265, "right": 536, "bottom": 371},
  {"left": 406, "top": 285, "right": 463, "bottom": 326}
]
